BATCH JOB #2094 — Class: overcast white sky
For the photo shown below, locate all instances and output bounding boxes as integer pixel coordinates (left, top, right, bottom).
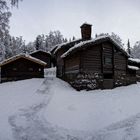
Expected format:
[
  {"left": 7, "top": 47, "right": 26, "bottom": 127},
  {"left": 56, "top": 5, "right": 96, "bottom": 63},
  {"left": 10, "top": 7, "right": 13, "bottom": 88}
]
[{"left": 9, "top": 0, "right": 140, "bottom": 47}]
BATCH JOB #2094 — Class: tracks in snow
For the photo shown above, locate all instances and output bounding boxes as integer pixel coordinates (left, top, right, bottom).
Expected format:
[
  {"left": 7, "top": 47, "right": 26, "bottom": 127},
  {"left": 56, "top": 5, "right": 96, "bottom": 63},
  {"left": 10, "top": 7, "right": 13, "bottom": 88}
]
[
  {"left": 8, "top": 77, "right": 86, "bottom": 140},
  {"left": 8, "top": 77, "right": 57, "bottom": 140},
  {"left": 9, "top": 77, "right": 140, "bottom": 140},
  {"left": 91, "top": 113, "right": 140, "bottom": 140}
]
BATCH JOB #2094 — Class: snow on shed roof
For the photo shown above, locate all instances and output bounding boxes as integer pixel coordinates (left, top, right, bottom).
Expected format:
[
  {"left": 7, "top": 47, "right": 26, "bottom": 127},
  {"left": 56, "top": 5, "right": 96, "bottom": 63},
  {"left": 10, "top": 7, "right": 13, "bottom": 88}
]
[
  {"left": 30, "top": 50, "right": 51, "bottom": 55},
  {"left": 128, "top": 58, "right": 140, "bottom": 63},
  {"left": 0, "top": 53, "right": 47, "bottom": 67},
  {"left": 61, "top": 35, "right": 128, "bottom": 58},
  {"left": 50, "top": 45, "right": 58, "bottom": 53},
  {"left": 53, "top": 39, "right": 82, "bottom": 55},
  {"left": 128, "top": 65, "right": 139, "bottom": 71}
]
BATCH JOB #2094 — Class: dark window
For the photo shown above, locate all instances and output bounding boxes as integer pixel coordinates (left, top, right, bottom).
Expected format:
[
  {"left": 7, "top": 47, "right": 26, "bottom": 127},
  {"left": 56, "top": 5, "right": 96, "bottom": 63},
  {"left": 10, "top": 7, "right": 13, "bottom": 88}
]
[{"left": 104, "top": 57, "right": 112, "bottom": 65}]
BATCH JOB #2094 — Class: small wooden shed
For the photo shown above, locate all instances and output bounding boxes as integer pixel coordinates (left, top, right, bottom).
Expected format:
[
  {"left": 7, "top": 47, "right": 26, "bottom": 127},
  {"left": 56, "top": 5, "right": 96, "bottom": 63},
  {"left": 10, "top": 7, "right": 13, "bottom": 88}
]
[
  {"left": 30, "top": 50, "right": 51, "bottom": 68},
  {"left": 0, "top": 54, "right": 46, "bottom": 82}
]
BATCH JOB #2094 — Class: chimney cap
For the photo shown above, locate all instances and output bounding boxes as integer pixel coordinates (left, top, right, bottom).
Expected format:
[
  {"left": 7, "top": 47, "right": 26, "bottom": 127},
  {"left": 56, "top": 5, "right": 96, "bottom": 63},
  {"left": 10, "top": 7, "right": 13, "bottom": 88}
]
[{"left": 80, "top": 22, "right": 92, "bottom": 28}]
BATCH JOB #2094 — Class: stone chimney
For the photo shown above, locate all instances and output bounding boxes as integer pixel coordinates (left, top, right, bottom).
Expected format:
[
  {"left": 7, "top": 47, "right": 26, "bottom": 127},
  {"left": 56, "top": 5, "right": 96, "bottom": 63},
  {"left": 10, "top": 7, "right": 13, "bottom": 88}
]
[{"left": 80, "top": 23, "right": 92, "bottom": 40}]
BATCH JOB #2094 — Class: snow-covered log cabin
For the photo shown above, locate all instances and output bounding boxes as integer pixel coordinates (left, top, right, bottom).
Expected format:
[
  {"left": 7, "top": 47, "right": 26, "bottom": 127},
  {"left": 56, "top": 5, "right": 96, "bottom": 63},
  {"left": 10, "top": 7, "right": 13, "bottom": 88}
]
[
  {"left": 54, "top": 23, "right": 138, "bottom": 90},
  {"left": 30, "top": 50, "right": 51, "bottom": 68},
  {"left": 0, "top": 54, "right": 46, "bottom": 82}
]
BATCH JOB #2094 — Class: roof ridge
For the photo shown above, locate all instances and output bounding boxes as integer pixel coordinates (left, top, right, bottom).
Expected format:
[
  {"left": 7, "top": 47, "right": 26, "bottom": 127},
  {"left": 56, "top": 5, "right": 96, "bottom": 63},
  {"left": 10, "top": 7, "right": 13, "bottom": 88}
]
[
  {"left": 61, "top": 35, "right": 128, "bottom": 58},
  {"left": 0, "top": 53, "right": 47, "bottom": 66}
]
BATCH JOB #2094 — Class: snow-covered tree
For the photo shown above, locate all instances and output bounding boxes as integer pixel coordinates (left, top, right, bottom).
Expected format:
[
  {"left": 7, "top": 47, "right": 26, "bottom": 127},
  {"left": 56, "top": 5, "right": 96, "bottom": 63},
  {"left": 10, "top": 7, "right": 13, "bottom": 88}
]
[
  {"left": 131, "top": 41, "right": 140, "bottom": 58},
  {"left": 3, "top": 33, "right": 12, "bottom": 58},
  {"left": 97, "top": 32, "right": 124, "bottom": 48},
  {"left": 23, "top": 31, "right": 65, "bottom": 53},
  {"left": 0, "top": 42, "right": 6, "bottom": 61},
  {"left": 111, "top": 32, "right": 124, "bottom": 47},
  {"left": 10, "top": 0, "right": 22, "bottom": 7},
  {"left": 0, "top": 0, "right": 12, "bottom": 61},
  {"left": 45, "top": 31, "right": 63, "bottom": 50},
  {"left": 25, "top": 42, "right": 35, "bottom": 53},
  {"left": 35, "top": 35, "right": 45, "bottom": 51},
  {"left": 0, "top": 0, "right": 24, "bottom": 61},
  {"left": 0, "top": 0, "right": 11, "bottom": 40}
]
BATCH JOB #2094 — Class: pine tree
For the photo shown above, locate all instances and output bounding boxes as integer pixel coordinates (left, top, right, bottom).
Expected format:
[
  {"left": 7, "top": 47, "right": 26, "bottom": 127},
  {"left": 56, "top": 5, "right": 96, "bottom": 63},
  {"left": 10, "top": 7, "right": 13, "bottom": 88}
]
[
  {"left": 35, "top": 35, "right": 41, "bottom": 50},
  {"left": 95, "top": 34, "right": 98, "bottom": 38},
  {"left": 127, "top": 39, "right": 131, "bottom": 55},
  {"left": 72, "top": 36, "right": 76, "bottom": 40}
]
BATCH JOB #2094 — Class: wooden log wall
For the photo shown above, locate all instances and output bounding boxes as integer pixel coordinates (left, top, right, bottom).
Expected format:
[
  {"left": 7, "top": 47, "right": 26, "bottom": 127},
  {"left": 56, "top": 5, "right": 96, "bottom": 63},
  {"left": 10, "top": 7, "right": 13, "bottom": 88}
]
[
  {"left": 113, "top": 47, "right": 127, "bottom": 86},
  {"left": 64, "top": 53, "right": 80, "bottom": 81},
  {"left": 81, "top": 45, "right": 102, "bottom": 73}
]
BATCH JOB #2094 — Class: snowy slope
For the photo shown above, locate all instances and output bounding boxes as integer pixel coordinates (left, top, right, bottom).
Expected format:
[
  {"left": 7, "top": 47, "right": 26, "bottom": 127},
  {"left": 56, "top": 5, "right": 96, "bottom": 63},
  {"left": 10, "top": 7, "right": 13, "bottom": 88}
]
[
  {"left": 1, "top": 75, "right": 140, "bottom": 139},
  {"left": 45, "top": 79, "right": 140, "bottom": 132},
  {"left": 0, "top": 79, "right": 44, "bottom": 140}
]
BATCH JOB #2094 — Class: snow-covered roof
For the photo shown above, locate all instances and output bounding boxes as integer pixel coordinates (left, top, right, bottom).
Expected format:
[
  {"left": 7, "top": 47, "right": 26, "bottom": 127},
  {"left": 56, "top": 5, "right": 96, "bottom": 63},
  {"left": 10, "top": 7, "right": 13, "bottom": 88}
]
[
  {"left": 30, "top": 50, "right": 51, "bottom": 55},
  {"left": 50, "top": 45, "right": 58, "bottom": 53},
  {"left": 0, "top": 53, "right": 47, "bottom": 67},
  {"left": 128, "top": 65, "right": 139, "bottom": 71},
  {"left": 61, "top": 35, "right": 128, "bottom": 58},
  {"left": 128, "top": 58, "right": 140, "bottom": 63},
  {"left": 53, "top": 39, "right": 82, "bottom": 55}
]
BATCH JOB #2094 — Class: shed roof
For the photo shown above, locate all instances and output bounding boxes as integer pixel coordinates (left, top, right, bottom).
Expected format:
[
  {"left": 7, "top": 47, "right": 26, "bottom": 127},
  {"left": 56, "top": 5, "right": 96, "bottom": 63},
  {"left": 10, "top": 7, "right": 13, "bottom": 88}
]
[
  {"left": 30, "top": 50, "right": 51, "bottom": 56},
  {"left": 0, "top": 53, "right": 47, "bottom": 67},
  {"left": 61, "top": 35, "right": 129, "bottom": 58},
  {"left": 128, "top": 65, "right": 139, "bottom": 71},
  {"left": 128, "top": 58, "right": 140, "bottom": 64}
]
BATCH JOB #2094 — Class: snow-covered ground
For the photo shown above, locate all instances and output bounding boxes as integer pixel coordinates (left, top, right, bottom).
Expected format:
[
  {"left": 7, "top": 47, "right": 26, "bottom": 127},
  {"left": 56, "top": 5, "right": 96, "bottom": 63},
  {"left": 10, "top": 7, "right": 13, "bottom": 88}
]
[
  {"left": 0, "top": 78, "right": 45, "bottom": 140},
  {"left": 1, "top": 72, "right": 140, "bottom": 139}
]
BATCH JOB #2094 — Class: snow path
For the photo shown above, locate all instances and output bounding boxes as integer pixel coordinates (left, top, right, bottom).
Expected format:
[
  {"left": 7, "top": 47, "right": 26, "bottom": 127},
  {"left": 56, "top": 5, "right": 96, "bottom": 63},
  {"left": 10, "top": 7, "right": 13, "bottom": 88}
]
[
  {"left": 8, "top": 77, "right": 88, "bottom": 140},
  {"left": 8, "top": 77, "right": 56, "bottom": 140}
]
